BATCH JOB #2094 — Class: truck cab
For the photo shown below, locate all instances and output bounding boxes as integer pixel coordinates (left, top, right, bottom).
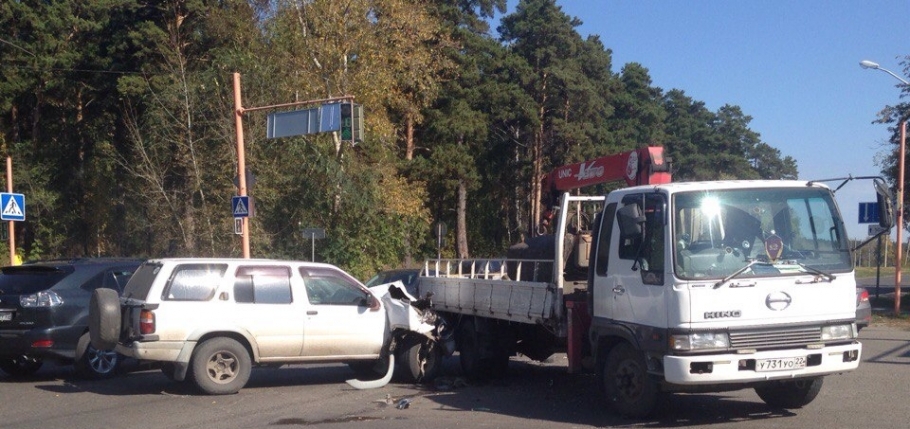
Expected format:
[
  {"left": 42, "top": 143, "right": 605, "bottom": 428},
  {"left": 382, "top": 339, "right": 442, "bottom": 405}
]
[{"left": 588, "top": 180, "right": 863, "bottom": 415}]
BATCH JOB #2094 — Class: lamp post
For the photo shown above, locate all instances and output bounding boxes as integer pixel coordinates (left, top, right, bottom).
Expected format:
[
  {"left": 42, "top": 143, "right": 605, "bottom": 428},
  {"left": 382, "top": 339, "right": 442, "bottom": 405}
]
[{"left": 861, "top": 59, "right": 909, "bottom": 316}]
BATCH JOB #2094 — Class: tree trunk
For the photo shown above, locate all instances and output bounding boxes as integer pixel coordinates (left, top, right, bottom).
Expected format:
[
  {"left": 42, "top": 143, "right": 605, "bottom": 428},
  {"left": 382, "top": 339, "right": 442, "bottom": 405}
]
[
  {"left": 457, "top": 179, "right": 469, "bottom": 258},
  {"left": 405, "top": 115, "right": 415, "bottom": 160}
]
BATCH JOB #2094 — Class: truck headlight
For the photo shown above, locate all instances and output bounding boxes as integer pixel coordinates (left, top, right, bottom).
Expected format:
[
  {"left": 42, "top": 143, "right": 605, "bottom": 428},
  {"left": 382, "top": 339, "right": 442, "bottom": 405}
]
[
  {"left": 821, "top": 324, "right": 856, "bottom": 340},
  {"left": 670, "top": 332, "right": 730, "bottom": 351}
]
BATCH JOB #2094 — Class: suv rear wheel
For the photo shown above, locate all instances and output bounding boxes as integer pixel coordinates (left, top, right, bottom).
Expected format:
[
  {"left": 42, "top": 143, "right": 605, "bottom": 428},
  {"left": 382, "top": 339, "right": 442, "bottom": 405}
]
[
  {"left": 189, "top": 337, "right": 251, "bottom": 395},
  {"left": 75, "top": 333, "right": 121, "bottom": 379}
]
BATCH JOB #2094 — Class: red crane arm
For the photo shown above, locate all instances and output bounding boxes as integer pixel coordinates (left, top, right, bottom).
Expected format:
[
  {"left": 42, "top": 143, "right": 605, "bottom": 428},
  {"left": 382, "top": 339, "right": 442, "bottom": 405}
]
[{"left": 543, "top": 146, "right": 672, "bottom": 203}]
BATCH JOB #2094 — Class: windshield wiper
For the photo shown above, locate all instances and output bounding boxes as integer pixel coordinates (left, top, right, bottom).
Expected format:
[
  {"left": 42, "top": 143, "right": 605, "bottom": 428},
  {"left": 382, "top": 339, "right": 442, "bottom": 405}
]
[
  {"left": 713, "top": 260, "right": 771, "bottom": 289},
  {"left": 796, "top": 263, "right": 836, "bottom": 283}
]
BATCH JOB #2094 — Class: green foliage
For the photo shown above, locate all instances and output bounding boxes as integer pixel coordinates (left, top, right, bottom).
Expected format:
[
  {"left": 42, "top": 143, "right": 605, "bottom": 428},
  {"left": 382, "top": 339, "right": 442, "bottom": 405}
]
[{"left": 0, "top": 0, "right": 805, "bottom": 273}]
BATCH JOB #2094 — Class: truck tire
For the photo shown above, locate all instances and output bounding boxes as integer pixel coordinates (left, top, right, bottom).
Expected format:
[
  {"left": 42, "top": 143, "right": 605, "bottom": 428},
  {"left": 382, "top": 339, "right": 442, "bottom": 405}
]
[
  {"left": 189, "top": 337, "right": 251, "bottom": 395},
  {"left": 397, "top": 336, "right": 442, "bottom": 383},
  {"left": 89, "top": 288, "right": 121, "bottom": 351},
  {"left": 75, "top": 332, "right": 121, "bottom": 379},
  {"left": 458, "top": 320, "right": 509, "bottom": 381},
  {"left": 603, "top": 342, "right": 659, "bottom": 417},
  {"left": 755, "top": 377, "right": 823, "bottom": 409}
]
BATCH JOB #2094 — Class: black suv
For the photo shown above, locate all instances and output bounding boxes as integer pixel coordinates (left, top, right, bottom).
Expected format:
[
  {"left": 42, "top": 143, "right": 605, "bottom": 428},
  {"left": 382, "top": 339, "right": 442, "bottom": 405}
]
[{"left": 0, "top": 258, "right": 143, "bottom": 378}]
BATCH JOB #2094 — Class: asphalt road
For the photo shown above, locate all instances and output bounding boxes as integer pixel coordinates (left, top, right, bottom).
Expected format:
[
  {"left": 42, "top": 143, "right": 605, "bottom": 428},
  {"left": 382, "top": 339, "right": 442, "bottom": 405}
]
[{"left": 1, "top": 324, "right": 908, "bottom": 429}]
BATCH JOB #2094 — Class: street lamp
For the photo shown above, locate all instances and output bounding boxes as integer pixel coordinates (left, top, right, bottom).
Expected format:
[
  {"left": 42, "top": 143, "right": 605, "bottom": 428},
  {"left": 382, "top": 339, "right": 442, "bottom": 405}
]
[{"left": 861, "top": 59, "right": 909, "bottom": 317}]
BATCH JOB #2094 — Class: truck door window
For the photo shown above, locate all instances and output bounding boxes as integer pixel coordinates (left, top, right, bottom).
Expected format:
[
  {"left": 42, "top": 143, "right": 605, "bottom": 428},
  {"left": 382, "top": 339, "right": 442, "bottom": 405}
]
[
  {"left": 594, "top": 203, "right": 617, "bottom": 277},
  {"left": 619, "top": 193, "right": 666, "bottom": 285}
]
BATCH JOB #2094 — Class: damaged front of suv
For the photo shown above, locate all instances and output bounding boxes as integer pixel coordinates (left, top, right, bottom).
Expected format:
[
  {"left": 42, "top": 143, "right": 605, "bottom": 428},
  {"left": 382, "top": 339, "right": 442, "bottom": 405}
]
[{"left": 346, "top": 281, "right": 452, "bottom": 389}]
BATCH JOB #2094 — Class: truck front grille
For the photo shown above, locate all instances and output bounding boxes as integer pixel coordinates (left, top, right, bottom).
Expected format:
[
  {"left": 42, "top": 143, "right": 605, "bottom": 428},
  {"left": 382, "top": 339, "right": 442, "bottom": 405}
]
[{"left": 729, "top": 326, "right": 821, "bottom": 349}]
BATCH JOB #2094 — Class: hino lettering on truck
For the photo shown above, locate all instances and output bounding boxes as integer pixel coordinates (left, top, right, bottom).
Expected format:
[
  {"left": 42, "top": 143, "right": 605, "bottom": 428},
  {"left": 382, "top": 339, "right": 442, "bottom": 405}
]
[{"left": 704, "top": 310, "right": 742, "bottom": 319}]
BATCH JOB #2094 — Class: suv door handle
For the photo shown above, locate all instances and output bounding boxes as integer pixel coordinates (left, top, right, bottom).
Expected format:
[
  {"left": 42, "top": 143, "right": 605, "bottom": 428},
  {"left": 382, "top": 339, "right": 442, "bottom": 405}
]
[
  {"left": 612, "top": 285, "right": 625, "bottom": 295},
  {"left": 306, "top": 310, "right": 318, "bottom": 315}
]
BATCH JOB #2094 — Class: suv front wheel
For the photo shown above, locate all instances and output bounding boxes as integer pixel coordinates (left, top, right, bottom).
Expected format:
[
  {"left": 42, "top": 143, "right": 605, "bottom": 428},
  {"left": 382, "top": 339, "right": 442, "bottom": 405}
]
[{"left": 189, "top": 337, "right": 251, "bottom": 395}]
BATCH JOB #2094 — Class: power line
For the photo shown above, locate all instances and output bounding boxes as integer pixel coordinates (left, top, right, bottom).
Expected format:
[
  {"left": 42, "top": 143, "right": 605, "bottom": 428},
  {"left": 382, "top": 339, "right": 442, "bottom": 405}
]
[
  {"left": 0, "top": 36, "right": 35, "bottom": 57},
  {"left": 0, "top": 63, "right": 159, "bottom": 76}
]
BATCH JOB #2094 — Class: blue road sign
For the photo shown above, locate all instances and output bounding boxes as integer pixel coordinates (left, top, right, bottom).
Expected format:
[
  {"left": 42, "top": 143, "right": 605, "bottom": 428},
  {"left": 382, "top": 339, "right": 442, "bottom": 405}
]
[
  {"left": 858, "top": 202, "right": 880, "bottom": 224},
  {"left": 0, "top": 193, "right": 25, "bottom": 221},
  {"left": 232, "top": 196, "right": 250, "bottom": 218}
]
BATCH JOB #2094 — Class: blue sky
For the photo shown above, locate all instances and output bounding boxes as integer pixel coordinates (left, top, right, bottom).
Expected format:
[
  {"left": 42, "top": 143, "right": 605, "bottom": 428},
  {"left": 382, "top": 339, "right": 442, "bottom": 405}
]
[{"left": 496, "top": 0, "right": 909, "bottom": 239}]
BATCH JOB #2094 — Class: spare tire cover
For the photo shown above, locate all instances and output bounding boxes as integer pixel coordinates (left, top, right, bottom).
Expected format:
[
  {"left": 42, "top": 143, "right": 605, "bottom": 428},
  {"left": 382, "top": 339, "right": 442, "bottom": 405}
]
[{"left": 89, "top": 288, "right": 121, "bottom": 351}]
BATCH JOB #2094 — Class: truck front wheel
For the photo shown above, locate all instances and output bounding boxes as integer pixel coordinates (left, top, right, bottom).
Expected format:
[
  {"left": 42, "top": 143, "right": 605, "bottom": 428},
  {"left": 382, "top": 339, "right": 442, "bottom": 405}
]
[
  {"left": 603, "top": 343, "right": 659, "bottom": 417},
  {"left": 754, "top": 377, "right": 823, "bottom": 409}
]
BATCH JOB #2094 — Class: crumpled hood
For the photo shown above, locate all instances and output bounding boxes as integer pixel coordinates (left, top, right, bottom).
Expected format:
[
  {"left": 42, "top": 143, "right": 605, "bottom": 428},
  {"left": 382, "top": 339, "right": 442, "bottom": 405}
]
[{"left": 369, "top": 281, "right": 437, "bottom": 335}]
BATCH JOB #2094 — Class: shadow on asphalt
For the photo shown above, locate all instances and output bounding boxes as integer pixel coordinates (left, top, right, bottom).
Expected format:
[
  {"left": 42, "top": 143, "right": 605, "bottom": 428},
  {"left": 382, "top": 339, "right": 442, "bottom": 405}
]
[{"left": 11, "top": 355, "right": 802, "bottom": 427}]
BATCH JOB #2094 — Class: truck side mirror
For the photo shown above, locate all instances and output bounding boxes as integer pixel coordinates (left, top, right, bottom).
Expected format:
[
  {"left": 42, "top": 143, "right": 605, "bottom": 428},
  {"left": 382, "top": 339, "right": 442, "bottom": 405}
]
[
  {"left": 875, "top": 179, "right": 895, "bottom": 229},
  {"left": 617, "top": 203, "right": 645, "bottom": 239}
]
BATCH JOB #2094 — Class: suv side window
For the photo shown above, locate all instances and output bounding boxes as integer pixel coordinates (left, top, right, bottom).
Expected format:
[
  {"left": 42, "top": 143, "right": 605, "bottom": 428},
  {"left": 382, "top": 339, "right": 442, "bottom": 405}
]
[
  {"left": 163, "top": 264, "right": 227, "bottom": 301},
  {"left": 234, "top": 266, "right": 292, "bottom": 304},
  {"left": 299, "top": 267, "right": 369, "bottom": 306}
]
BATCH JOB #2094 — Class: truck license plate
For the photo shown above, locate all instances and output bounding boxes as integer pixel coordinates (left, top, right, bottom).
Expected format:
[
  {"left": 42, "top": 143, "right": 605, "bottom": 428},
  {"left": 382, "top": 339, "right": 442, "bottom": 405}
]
[{"left": 756, "top": 356, "right": 806, "bottom": 372}]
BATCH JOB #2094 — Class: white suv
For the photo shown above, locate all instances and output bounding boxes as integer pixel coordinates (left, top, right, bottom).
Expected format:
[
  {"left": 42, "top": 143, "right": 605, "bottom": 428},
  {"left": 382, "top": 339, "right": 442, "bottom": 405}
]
[{"left": 90, "top": 258, "right": 397, "bottom": 394}]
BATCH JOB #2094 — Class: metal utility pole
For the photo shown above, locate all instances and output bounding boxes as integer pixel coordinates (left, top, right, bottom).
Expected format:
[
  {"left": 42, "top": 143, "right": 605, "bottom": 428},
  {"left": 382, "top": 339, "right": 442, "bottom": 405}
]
[
  {"left": 233, "top": 73, "right": 250, "bottom": 258},
  {"left": 860, "top": 60, "right": 909, "bottom": 316}
]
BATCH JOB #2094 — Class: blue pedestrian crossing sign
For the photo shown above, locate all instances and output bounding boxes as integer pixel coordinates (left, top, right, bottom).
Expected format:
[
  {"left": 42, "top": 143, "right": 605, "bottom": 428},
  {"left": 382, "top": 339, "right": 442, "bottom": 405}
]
[
  {"left": 232, "top": 196, "right": 250, "bottom": 218},
  {"left": 0, "top": 193, "right": 25, "bottom": 221}
]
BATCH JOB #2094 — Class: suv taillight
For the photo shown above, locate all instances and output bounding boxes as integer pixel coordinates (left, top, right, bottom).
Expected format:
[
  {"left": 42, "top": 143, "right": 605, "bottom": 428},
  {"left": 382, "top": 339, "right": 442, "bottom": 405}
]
[{"left": 139, "top": 309, "right": 156, "bottom": 335}]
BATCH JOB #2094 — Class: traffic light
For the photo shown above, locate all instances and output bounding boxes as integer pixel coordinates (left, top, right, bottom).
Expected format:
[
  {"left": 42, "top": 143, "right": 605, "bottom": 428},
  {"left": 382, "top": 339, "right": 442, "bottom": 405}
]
[{"left": 340, "top": 102, "right": 364, "bottom": 143}]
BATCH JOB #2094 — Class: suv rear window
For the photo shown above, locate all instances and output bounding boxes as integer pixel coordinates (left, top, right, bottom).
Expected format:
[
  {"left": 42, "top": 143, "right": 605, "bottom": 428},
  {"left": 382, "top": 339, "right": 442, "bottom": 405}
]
[
  {"left": 163, "top": 264, "right": 227, "bottom": 301},
  {"left": 0, "top": 266, "right": 73, "bottom": 295}
]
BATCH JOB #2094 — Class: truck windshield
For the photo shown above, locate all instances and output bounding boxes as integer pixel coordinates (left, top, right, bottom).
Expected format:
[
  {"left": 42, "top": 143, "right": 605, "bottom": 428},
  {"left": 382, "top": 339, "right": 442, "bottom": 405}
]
[{"left": 672, "top": 187, "right": 851, "bottom": 280}]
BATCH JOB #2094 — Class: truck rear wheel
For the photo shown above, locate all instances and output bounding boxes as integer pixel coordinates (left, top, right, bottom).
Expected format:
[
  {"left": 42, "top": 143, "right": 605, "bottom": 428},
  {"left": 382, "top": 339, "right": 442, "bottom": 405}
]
[
  {"left": 603, "top": 342, "right": 659, "bottom": 417},
  {"left": 458, "top": 320, "right": 508, "bottom": 381},
  {"left": 754, "top": 377, "right": 823, "bottom": 409},
  {"left": 189, "top": 337, "right": 251, "bottom": 395}
]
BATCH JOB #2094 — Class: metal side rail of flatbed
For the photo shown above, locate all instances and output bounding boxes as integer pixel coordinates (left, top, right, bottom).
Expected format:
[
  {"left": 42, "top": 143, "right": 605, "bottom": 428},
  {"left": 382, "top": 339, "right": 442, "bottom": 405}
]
[{"left": 418, "top": 259, "right": 559, "bottom": 325}]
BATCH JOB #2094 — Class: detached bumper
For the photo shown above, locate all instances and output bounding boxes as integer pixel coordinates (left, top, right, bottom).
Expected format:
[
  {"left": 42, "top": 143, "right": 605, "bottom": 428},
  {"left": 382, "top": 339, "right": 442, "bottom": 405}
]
[{"left": 663, "top": 341, "right": 861, "bottom": 385}]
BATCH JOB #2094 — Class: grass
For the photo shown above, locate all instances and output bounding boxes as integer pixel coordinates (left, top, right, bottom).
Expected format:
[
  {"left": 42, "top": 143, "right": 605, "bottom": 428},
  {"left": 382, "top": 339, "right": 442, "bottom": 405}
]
[
  {"left": 867, "top": 291, "right": 910, "bottom": 329},
  {"left": 855, "top": 265, "right": 898, "bottom": 278}
]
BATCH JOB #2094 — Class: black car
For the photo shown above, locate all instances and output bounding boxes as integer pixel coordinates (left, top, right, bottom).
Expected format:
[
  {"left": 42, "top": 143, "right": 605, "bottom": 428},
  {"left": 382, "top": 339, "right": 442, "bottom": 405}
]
[
  {"left": 0, "top": 258, "right": 143, "bottom": 378},
  {"left": 365, "top": 268, "right": 434, "bottom": 296}
]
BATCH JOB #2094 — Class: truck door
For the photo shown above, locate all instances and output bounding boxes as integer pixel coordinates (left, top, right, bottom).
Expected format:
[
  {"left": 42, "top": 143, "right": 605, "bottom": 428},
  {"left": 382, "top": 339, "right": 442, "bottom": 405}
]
[{"left": 591, "top": 193, "right": 668, "bottom": 328}]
